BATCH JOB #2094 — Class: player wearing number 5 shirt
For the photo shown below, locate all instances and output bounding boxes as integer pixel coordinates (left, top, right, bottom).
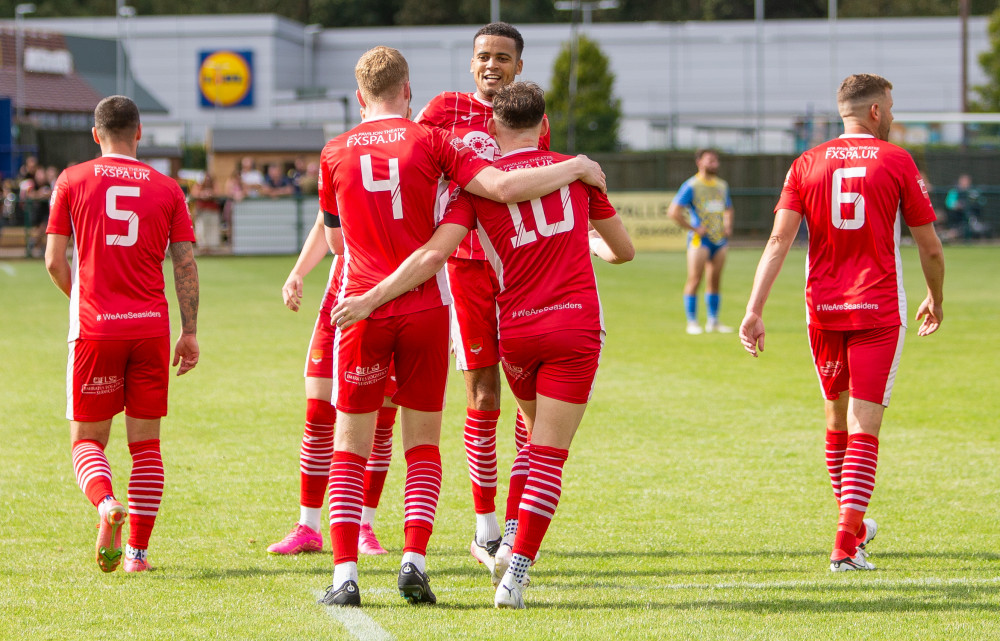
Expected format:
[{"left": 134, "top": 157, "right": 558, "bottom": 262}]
[
  {"left": 45, "top": 96, "right": 200, "bottom": 575},
  {"left": 330, "top": 82, "right": 633, "bottom": 609},
  {"left": 740, "top": 74, "right": 944, "bottom": 573},
  {"left": 316, "top": 47, "right": 606, "bottom": 608}
]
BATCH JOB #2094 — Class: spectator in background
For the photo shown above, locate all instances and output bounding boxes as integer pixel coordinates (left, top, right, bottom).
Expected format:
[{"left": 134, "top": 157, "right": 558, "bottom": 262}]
[
  {"left": 298, "top": 161, "right": 320, "bottom": 196},
  {"left": 226, "top": 169, "right": 247, "bottom": 202},
  {"left": 262, "top": 163, "right": 295, "bottom": 198},
  {"left": 190, "top": 174, "right": 225, "bottom": 250},
  {"left": 945, "top": 174, "right": 977, "bottom": 241},
  {"left": 239, "top": 156, "right": 264, "bottom": 197}
]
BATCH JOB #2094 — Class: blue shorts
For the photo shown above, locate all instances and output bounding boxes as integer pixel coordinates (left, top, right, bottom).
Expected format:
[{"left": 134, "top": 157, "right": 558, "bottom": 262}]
[{"left": 688, "top": 234, "right": 727, "bottom": 259}]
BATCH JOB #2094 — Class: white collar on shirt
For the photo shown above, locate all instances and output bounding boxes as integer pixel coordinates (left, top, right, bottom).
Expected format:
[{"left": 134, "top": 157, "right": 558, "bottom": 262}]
[
  {"left": 839, "top": 133, "right": 875, "bottom": 139},
  {"left": 102, "top": 152, "right": 138, "bottom": 161}
]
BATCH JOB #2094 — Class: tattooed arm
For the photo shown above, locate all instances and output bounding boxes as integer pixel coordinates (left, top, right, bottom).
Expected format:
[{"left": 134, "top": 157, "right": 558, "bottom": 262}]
[{"left": 170, "top": 241, "right": 200, "bottom": 375}]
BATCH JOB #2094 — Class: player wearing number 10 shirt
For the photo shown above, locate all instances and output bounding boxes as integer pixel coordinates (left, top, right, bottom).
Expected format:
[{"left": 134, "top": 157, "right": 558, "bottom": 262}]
[
  {"left": 740, "top": 74, "right": 944, "bottom": 574},
  {"left": 317, "top": 47, "right": 606, "bottom": 608},
  {"left": 45, "top": 96, "right": 200, "bottom": 575}
]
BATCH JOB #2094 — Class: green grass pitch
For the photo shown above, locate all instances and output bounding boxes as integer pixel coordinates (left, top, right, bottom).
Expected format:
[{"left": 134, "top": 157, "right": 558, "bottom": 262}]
[{"left": 1, "top": 246, "right": 999, "bottom": 640}]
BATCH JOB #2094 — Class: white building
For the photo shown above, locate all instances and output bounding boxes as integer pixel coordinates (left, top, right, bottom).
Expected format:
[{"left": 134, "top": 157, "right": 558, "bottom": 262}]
[{"left": 16, "top": 13, "right": 994, "bottom": 153}]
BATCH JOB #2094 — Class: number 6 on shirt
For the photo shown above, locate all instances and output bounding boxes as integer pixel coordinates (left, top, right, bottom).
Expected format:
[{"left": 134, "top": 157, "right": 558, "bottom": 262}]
[
  {"left": 361, "top": 154, "right": 403, "bottom": 220},
  {"left": 831, "top": 167, "right": 866, "bottom": 230}
]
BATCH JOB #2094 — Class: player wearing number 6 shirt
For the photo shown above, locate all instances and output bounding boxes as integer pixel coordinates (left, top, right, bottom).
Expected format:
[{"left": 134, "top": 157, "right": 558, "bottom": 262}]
[
  {"left": 330, "top": 82, "right": 633, "bottom": 609},
  {"left": 414, "top": 22, "right": 550, "bottom": 566},
  {"left": 316, "top": 47, "right": 606, "bottom": 608},
  {"left": 739, "top": 74, "right": 944, "bottom": 573},
  {"left": 45, "top": 96, "right": 200, "bottom": 575}
]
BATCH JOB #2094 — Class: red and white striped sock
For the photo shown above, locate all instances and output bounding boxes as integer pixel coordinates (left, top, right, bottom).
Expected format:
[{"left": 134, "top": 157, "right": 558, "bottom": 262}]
[
  {"left": 825, "top": 429, "right": 848, "bottom": 503},
  {"left": 464, "top": 408, "right": 499, "bottom": 515},
  {"left": 512, "top": 444, "right": 568, "bottom": 562},
  {"left": 514, "top": 410, "right": 529, "bottom": 452},
  {"left": 127, "top": 439, "right": 163, "bottom": 550},
  {"left": 402, "top": 444, "right": 442, "bottom": 555},
  {"left": 504, "top": 445, "right": 531, "bottom": 524},
  {"left": 363, "top": 406, "right": 396, "bottom": 509},
  {"left": 299, "top": 399, "right": 336, "bottom": 510},
  {"left": 834, "top": 433, "right": 879, "bottom": 557},
  {"left": 328, "top": 451, "right": 366, "bottom": 565},
  {"left": 72, "top": 439, "right": 114, "bottom": 507}
]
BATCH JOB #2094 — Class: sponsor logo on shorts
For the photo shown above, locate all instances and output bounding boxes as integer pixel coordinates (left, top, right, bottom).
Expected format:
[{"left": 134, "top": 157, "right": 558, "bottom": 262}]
[
  {"left": 467, "top": 338, "right": 483, "bottom": 355},
  {"left": 819, "top": 360, "right": 843, "bottom": 378},
  {"left": 500, "top": 357, "right": 530, "bottom": 381},
  {"left": 344, "top": 362, "right": 389, "bottom": 386},
  {"left": 81, "top": 375, "right": 124, "bottom": 396},
  {"left": 310, "top": 349, "right": 324, "bottom": 365},
  {"left": 95, "top": 310, "right": 163, "bottom": 322}
]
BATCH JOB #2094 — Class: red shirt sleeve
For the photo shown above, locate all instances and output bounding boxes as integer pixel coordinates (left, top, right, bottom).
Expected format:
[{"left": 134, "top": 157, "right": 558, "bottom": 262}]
[
  {"left": 775, "top": 157, "right": 805, "bottom": 214},
  {"left": 896, "top": 152, "right": 937, "bottom": 227},
  {"left": 441, "top": 187, "right": 477, "bottom": 229},
  {"left": 318, "top": 148, "right": 340, "bottom": 222},
  {"left": 430, "top": 128, "right": 490, "bottom": 188},
  {"left": 414, "top": 95, "right": 443, "bottom": 127},
  {"left": 169, "top": 182, "right": 196, "bottom": 243},
  {"left": 587, "top": 184, "right": 617, "bottom": 221},
  {"left": 45, "top": 170, "right": 72, "bottom": 236}
]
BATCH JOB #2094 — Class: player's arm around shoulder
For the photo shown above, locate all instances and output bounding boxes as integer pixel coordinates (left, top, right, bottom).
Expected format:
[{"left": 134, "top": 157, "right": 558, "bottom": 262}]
[{"left": 169, "top": 240, "right": 199, "bottom": 375}]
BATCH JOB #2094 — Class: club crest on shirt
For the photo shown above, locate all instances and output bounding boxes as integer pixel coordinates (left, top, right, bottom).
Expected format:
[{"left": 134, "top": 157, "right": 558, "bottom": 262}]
[{"left": 463, "top": 131, "right": 500, "bottom": 161}]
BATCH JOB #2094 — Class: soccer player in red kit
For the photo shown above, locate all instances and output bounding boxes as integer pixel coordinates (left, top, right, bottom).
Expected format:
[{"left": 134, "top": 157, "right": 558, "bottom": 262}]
[
  {"left": 45, "top": 95, "right": 200, "bottom": 574},
  {"left": 739, "top": 74, "right": 945, "bottom": 572},
  {"left": 331, "top": 82, "right": 634, "bottom": 609},
  {"left": 267, "top": 212, "right": 398, "bottom": 556},
  {"left": 415, "top": 23, "right": 549, "bottom": 562},
  {"left": 316, "top": 47, "right": 605, "bottom": 607}
]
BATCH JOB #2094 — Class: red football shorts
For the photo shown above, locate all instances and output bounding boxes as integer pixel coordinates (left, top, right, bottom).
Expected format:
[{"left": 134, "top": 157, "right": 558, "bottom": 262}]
[
  {"left": 333, "top": 306, "right": 449, "bottom": 414},
  {"left": 499, "top": 329, "right": 603, "bottom": 405},
  {"left": 306, "top": 298, "right": 397, "bottom": 396},
  {"left": 67, "top": 336, "right": 171, "bottom": 422},
  {"left": 447, "top": 257, "right": 500, "bottom": 371},
  {"left": 808, "top": 324, "right": 905, "bottom": 406}
]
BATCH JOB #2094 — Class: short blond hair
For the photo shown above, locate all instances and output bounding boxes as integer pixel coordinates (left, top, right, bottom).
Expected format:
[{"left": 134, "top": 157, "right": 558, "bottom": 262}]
[
  {"left": 355, "top": 46, "right": 409, "bottom": 104},
  {"left": 837, "top": 74, "right": 893, "bottom": 112}
]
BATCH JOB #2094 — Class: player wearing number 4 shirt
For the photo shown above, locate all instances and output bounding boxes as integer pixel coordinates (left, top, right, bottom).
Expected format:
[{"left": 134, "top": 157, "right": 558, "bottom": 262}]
[
  {"left": 415, "top": 23, "right": 550, "bottom": 562},
  {"left": 316, "top": 47, "right": 606, "bottom": 608},
  {"left": 45, "top": 96, "right": 200, "bottom": 575},
  {"left": 740, "top": 74, "right": 945, "bottom": 573},
  {"left": 331, "top": 82, "right": 633, "bottom": 610}
]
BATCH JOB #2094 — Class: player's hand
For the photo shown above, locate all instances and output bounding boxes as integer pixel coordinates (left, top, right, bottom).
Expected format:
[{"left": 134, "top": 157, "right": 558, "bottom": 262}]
[
  {"left": 173, "top": 333, "right": 200, "bottom": 376},
  {"left": 575, "top": 155, "right": 607, "bottom": 193},
  {"left": 739, "top": 312, "right": 765, "bottom": 357},
  {"left": 282, "top": 273, "right": 305, "bottom": 311},
  {"left": 330, "top": 294, "right": 377, "bottom": 330},
  {"left": 915, "top": 296, "right": 943, "bottom": 336}
]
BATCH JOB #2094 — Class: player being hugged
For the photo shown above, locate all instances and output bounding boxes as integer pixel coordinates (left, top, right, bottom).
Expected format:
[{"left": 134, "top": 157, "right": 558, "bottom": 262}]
[
  {"left": 331, "top": 82, "right": 634, "bottom": 609},
  {"left": 317, "top": 48, "right": 606, "bottom": 608},
  {"left": 45, "top": 96, "right": 200, "bottom": 574}
]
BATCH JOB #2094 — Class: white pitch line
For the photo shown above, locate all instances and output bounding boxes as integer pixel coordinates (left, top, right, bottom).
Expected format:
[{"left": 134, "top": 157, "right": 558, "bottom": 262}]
[
  {"left": 0, "top": 263, "right": 16, "bottom": 276},
  {"left": 316, "top": 591, "right": 394, "bottom": 641}
]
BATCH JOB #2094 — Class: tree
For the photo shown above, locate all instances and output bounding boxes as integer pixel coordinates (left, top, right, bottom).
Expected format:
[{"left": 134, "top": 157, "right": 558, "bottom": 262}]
[
  {"left": 547, "top": 35, "right": 621, "bottom": 153},
  {"left": 972, "top": 7, "right": 1000, "bottom": 113}
]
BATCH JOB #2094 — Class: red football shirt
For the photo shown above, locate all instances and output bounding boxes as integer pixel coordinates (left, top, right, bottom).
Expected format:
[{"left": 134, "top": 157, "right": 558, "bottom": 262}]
[
  {"left": 319, "top": 115, "right": 489, "bottom": 319},
  {"left": 46, "top": 154, "right": 195, "bottom": 341},
  {"left": 443, "top": 148, "right": 617, "bottom": 339},
  {"left": 415, "top": 91, "right": 551, "bottom": 260},
  {"left": 776, "top": 134, "right": 937, "bottom": 330}
]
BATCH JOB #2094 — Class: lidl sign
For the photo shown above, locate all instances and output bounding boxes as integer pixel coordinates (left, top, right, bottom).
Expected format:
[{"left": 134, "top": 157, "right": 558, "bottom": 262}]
[{"left": 198, "top": 50, "right": 253, "bottom": 108}]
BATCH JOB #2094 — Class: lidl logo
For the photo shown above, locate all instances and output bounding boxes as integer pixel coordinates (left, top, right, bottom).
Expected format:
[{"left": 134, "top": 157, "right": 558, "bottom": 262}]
[{"left": 198, "top": 50, "right": 253, "bottom": 108}]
